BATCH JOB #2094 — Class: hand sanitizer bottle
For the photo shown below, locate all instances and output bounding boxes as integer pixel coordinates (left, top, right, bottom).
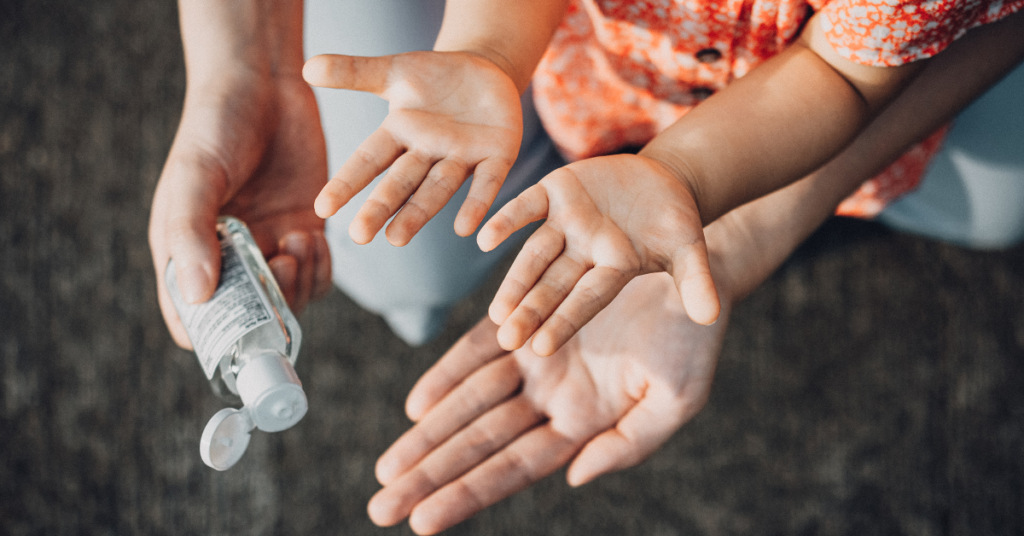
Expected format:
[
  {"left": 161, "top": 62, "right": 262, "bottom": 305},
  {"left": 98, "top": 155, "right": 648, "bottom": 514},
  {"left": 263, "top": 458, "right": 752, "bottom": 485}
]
[{"left": 165, "top": 216, "right": 308, "bottom": 471}]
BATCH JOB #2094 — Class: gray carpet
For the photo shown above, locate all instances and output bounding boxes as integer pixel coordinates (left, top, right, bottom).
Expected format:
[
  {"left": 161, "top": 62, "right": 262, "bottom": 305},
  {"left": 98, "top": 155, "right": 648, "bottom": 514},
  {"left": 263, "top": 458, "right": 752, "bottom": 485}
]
[{"left": 2, "top": 1, "right": 1024, "bottom": 534}]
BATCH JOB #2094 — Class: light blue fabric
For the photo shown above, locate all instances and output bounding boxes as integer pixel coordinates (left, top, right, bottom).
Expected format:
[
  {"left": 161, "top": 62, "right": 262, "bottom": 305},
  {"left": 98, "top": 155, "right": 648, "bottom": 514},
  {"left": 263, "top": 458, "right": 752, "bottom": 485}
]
[
  {"left": 878, "top": 60, "right": 1024, "bottom": 250},
  {"left": 304, "top": 0, "right": 563, "bottom": 343}
]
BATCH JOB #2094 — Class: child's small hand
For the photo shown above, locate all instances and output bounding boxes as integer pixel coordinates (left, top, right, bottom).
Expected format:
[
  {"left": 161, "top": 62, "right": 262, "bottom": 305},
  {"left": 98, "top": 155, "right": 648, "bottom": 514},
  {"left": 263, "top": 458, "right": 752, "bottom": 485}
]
[
  {"left": 303, "top": 51, "right": 523, "bottom": 246},
  {"left": 478, "top": 154, "right": 720, "bottom": 356}
]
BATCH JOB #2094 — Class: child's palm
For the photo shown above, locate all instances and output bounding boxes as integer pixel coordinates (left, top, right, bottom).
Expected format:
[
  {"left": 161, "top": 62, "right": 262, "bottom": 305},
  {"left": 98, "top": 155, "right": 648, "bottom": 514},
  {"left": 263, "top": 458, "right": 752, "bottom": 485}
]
[
  {"left": 303, "top": 51, "right": 523, "bottom": 245},
  {"left": 478, "top": 154, "right": 720, "bottom": 356}
]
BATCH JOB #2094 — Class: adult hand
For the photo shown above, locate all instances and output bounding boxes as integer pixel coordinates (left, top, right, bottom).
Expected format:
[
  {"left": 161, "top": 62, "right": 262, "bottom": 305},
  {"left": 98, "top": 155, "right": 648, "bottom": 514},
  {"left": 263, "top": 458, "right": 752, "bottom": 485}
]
[
  {"left": 149, "top": 70, "right": 330, "bottom": 349},
  {"left": 303, "top": 50, "right": 523, "bottom": 246},
  {"left": 477, "top": 154, "right": 720, "bottom": 356},
  {"left": 368, "top": 272, "right": 728, "bottom": 535}
]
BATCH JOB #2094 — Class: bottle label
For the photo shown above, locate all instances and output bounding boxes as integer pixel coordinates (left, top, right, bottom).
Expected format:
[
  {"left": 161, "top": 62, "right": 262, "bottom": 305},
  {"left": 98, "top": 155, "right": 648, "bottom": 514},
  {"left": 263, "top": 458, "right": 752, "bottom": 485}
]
[{"left": 168, "top": 234, "right": 274, "bottom": 379}]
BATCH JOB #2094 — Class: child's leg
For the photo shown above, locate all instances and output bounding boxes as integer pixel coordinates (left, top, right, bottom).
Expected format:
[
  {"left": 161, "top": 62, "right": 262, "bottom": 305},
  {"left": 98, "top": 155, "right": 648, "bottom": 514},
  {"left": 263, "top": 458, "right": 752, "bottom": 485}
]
[
  {"left": 304, "top": 0, "right": 564, "bottom": 344},
  {"left": 877, "top": 60, "right": 1024, "bottom": 249}
]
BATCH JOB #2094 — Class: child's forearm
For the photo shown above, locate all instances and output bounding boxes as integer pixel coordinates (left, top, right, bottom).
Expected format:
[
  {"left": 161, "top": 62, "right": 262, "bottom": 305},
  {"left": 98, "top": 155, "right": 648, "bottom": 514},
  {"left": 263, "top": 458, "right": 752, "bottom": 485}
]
[
  {"left": 707, "top": 10, "right": 1024, "bottom": 303},
  {"left": 641, "top": 12, "right": 923, "bottom": 226},
  {"left": 178, "top": 0, "right": 305, "bottom": 87},
  {"left": 433, "top": 0, "right": 570, "bottom": 94}
]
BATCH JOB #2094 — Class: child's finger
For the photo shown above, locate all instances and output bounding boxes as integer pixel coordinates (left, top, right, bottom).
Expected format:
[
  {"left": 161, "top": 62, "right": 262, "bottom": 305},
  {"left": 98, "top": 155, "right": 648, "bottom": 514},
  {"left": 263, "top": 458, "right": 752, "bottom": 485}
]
[
  {"left": 670, "top": 240, "right": 720, "bottom": 325},
  {"left": 302, "top": 54, "right": 392, "bottom": 95},
  {"left": 455, "top": 156, "right": 515, "bottom": 237},
  {"left": 489, "top": 225, "right": 564, "bottom": 325},
  {"left": 386, "top": 158, "right": 470, "bottom": 246},
  {"left": 315, "top": 128, "right": 403, "bottom": 218},
  {"left": 531, "top": 265, "right": 632, "bottom": 357},
  {"left": 496, "top": 253, "right": 587, "bottom": 352},
  {"left": 477, "top": 183, "right": 550, "bottom": 252},
  {"left": 349, "top": 151, "right": 435, "bottom": 245}
]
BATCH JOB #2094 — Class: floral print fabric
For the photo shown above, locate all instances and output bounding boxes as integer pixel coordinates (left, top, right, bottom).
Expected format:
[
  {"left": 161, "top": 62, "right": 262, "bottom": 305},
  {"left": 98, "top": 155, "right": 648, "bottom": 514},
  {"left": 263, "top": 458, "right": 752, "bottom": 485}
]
[{"left": 532, "top": 0, "right": 1022, "bottom": 217}]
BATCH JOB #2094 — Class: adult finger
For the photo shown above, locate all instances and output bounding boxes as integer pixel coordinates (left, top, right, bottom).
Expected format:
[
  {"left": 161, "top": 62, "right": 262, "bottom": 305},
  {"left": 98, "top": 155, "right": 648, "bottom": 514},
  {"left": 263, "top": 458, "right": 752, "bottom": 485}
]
[
  {"left": 406, "top": 423, "right": 580, "bottom": 535},
  {"left": 376, "top": 354, "right": 522, "bottom": 485},
  {"left": 369, "top": 395, "right": 543, "bottom": 527},
  {"left": 404, "top": 318, "right": 506, "bottom": 421},
  {"left": 477, "top": 183, "right": 550, "bottom": 252},
  {"left": 277, "top": 230, "right": 316, "bottom": 313},
  {"left": 311, "top": 229, "right": 333, "bottom": 300},
  {"left": 267, "top": 255, "right": 299, "bottom": 310},
  {"left": 150, "top": 149, "right": 229, "bottom": 349},
  {"left": 488, "top": 224, "right": 564, "bottom": 324},
  {"left": 565, "top": 391, "right": 698, "bottom": 487}
]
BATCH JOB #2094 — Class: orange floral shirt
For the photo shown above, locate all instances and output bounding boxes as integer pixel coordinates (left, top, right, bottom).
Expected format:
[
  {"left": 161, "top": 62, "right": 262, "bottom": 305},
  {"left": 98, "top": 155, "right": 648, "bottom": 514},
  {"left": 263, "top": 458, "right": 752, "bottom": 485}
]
[{"left": 532, "top": 0, "right": 1022, "bottom": 217}]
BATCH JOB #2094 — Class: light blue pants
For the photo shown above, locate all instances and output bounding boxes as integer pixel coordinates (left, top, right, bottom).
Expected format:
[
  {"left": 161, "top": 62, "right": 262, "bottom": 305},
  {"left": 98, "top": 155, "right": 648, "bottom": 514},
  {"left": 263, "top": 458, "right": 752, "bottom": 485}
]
[
  {"left": 304, "top": 0, "right": 564, "bottom": 344},
  {"left": 305, "top": 1, "right": 1024, "bottom": 345},
  {"left": 878, "top": 60, "right": 1024, "bottom": 249}
]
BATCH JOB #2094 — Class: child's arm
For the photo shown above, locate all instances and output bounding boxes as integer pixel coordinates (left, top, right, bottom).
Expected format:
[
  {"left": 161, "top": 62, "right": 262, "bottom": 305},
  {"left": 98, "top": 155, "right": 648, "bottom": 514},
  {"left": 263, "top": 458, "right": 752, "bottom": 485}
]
[
  {"left": 640, "top": 11, "right": 923, "bottom": 224},
  {"left": 303, "top": 0, "right": 569, "bottom": 245},
  {"left": 479, "top": 9, "right": 1024, "bottom": 356}
]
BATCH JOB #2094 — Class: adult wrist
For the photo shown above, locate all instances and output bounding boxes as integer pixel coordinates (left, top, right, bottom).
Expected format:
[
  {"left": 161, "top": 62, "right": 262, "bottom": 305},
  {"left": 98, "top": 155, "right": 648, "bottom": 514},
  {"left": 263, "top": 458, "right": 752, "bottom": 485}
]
[{"left": 178, "top": 0, "right": 305, "bottom": 85}]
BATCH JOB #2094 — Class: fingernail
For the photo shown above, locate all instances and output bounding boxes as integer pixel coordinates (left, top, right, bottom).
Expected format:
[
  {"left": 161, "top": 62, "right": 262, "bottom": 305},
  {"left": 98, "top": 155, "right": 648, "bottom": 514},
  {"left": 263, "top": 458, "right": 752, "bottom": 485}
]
[{"left": 179, "top": 263, "right": 213, "bottom": 304}]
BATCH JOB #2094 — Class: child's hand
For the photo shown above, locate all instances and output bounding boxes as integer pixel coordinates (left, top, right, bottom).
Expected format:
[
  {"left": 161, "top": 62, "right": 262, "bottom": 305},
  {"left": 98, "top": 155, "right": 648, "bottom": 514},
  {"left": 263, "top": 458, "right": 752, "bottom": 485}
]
[
  {"left": 368, "top": 273, "right": 727, "bottom": 534},
  {"left": 478, "top": 154, "right": 720, "bottom": 356},
  {"left": 303, "top": 51, "right": 523, "bottom": 246}
]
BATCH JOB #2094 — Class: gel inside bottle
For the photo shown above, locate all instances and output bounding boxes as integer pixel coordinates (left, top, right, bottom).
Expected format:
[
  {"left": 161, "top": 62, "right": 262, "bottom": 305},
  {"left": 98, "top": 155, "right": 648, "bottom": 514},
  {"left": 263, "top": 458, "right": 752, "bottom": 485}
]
[{"left": 166, "top": 216, "right": 308, "bottom": 471}]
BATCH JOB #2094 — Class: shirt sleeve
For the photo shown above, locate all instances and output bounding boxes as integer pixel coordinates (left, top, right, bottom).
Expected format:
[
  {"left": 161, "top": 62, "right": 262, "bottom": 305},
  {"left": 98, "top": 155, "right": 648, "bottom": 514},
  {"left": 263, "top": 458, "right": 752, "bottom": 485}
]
[{"left": 819, "top": 0, "right": 1024, "bottom": 66}]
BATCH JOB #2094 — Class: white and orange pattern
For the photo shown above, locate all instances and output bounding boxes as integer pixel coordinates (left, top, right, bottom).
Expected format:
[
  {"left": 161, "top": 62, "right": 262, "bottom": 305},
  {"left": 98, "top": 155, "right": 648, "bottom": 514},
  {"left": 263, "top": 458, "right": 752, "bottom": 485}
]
[{"left": 533, "top": 0, "right": 1022, "bottom": 218}]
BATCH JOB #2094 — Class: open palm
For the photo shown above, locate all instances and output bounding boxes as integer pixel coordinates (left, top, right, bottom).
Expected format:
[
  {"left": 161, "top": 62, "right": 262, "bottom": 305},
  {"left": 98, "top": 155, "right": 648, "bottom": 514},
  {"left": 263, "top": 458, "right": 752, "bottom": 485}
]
[
  {"left": 368, "top": 273, "right": 728, "bottom": 535},
  {"left": 478, "top": 153, "right": 721, "bottom": 356},
  {"left": 303, "top": 50, "right": 523, "bottom": 246}
]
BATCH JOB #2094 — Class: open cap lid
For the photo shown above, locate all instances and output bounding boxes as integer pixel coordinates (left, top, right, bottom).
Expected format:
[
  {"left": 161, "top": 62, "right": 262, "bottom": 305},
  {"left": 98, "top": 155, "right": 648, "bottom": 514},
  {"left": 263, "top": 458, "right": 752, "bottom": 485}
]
[
  {"left": 200, "top": 352, "right": 308, "bottom": 470},
  {"left": 201, "top": 408, "right": 255, "bottom": 471}
]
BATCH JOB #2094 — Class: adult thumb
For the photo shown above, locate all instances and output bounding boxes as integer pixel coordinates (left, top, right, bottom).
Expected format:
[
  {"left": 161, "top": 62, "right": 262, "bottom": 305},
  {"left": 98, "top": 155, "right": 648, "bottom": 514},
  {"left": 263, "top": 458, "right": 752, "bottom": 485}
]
[{"left": 150, "top": 148, "right": 227, "bottom": 348}]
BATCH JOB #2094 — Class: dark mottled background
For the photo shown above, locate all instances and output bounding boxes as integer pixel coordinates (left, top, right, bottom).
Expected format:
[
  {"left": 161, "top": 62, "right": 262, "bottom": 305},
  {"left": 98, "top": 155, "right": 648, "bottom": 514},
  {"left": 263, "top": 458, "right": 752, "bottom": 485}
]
[{"left": 2, "top": 1, "right": 1023, "bottom": 535}]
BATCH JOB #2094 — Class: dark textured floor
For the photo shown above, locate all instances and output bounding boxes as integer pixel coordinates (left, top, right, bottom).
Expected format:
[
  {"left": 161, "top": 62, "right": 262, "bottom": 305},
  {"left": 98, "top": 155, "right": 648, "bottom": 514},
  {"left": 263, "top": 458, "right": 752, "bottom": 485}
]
[{"left": 3, "top": 2, "right": 1024, "bottom": 535}]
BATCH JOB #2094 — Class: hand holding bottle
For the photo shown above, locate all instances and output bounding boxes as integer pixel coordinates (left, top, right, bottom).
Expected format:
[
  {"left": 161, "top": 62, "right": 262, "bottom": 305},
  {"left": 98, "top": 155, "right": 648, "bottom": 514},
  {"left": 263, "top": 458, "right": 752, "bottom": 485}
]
[{"left": 149, "top": 0, "right": 331, "bottom": 350}]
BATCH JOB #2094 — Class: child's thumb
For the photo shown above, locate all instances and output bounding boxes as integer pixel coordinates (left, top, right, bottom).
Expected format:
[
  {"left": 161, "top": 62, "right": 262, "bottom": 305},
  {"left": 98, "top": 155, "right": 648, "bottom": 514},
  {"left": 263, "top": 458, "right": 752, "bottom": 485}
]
[{"left": 303, "top": 53, "right": 391, "bottom": 95}]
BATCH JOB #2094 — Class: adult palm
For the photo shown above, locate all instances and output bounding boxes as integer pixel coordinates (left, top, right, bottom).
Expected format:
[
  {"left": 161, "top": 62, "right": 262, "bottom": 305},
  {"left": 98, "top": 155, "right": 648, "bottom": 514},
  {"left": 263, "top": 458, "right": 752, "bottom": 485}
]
[{"left": 369, "top": 273, "right": 728, "bottom": 535}]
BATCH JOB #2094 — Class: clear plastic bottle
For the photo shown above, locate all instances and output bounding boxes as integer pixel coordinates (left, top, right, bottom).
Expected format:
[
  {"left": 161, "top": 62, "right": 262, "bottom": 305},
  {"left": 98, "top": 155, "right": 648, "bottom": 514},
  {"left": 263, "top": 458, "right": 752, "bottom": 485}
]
[{"left": 166, "top": 216, "right": 308, "bottom": 470}]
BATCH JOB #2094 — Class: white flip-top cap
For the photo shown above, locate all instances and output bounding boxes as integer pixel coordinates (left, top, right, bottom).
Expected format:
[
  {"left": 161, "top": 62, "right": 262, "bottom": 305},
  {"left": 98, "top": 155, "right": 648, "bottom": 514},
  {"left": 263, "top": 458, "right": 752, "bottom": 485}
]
[
  {"left": 236, "top": 352, "right": 308, "bottom": 432},
  {"left": 200, "top": 352, "right": 308, "bottom": 470},
  {"left": 201, "top": 408, "right": 255, "bottom": 471}
]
